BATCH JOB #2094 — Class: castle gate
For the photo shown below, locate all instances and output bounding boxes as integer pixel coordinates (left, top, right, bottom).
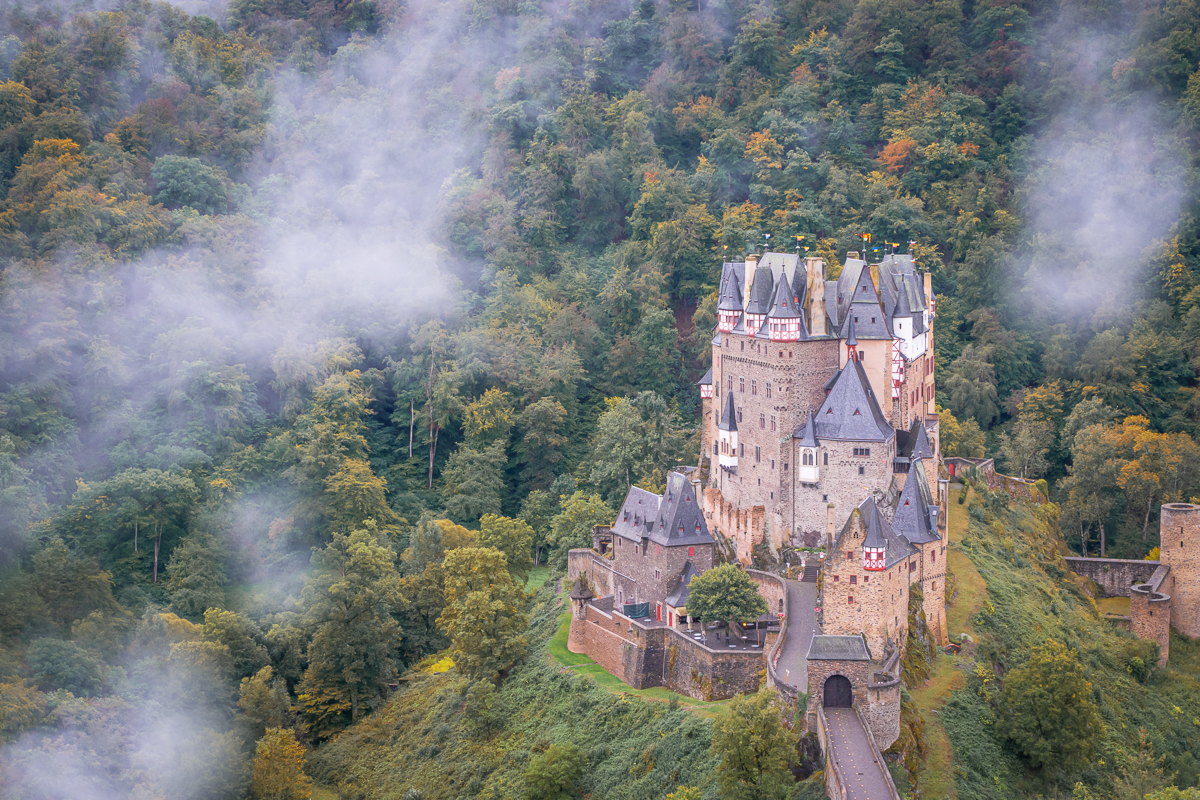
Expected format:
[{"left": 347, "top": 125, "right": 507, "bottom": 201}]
[{"left": 823, "top": 675, "right": 853, "bottom": 707}]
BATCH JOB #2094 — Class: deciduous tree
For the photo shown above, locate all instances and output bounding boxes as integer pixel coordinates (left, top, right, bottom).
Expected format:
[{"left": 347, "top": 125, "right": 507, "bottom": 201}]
[
  {"left": 437, "top": 546, "right": 528, "bottom": 680},
  {"left": 711, "top": 689, "right": 794, "bottom": 800}
]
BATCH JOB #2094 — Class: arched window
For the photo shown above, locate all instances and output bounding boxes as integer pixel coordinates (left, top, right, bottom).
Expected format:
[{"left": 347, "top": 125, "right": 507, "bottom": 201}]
[{"left": 823, "top": 452, "right": 829, "bottom": 466}]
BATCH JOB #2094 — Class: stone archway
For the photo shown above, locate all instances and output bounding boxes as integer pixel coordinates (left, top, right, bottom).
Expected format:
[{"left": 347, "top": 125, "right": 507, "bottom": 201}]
[{"left": 823, "top": 674, "right": 853, "bottom": 708}]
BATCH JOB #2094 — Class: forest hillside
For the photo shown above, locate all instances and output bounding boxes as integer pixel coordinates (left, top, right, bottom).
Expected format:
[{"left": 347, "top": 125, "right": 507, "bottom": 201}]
[{"left": 0, "top": 0, "right": 1198, "bottom": 796}]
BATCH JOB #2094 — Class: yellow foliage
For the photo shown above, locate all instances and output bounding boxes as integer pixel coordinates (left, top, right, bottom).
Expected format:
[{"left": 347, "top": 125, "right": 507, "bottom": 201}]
[
  {"left": 435, "top": 519, "right": 478, "bottom": 551},
  {"left": 158, "top": 612, "right": 203, "bottom": 642},
  {"left": 251, "top": 728, "right": 313, "bottom": 800},
  {"left": 427, "top": 656, "right": 454, "bottom": 673}
]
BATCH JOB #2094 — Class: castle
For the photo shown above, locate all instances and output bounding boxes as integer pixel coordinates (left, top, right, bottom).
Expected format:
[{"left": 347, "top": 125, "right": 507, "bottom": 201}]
[{"left": 564, "top": 249, "right": 1200, "bottom": 765}]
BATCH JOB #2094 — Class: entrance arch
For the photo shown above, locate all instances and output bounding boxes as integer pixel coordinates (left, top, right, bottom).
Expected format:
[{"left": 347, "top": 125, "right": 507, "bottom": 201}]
[{"left": 823, "top": 675, "right": 853, "bottom": 708}]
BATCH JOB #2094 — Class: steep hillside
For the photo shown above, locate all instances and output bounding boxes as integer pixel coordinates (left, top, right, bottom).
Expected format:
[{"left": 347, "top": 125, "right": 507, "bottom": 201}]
[
  {"left": 306, "top": 580, "right": 727, "bottom": 800},
  {"left": 914, "top": 484, "right": 1200, "bottom": 798}
]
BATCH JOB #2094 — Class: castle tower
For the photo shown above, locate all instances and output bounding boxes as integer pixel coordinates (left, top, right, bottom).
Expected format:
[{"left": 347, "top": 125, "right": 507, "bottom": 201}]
[
  {"left": 567, "top": 577, "right": 593, "bottom": 654},
  {"left": 717, "top": 391, "right": 739, "bottom": 469},
  {"left": 1160, "top": 503, "right": 1200, "bottom": 638},
  {"left": 1130, "top": 583, "right": 1171, "bottom": 665}
]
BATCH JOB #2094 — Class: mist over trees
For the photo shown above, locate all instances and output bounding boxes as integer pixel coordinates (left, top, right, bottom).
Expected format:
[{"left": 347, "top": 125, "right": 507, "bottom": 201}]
[{"left": 0, "top": 0, "right": 1198, "bottom": 794}]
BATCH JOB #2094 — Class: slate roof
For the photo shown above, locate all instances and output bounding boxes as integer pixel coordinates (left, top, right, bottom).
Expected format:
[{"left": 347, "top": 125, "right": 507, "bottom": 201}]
[
  {"left": 745, "top": 266, "right": 775, "bottom": 315},
  {"left": 697, "top": 367, "right": 713, "bottom": 387},
  {"left": 844, "top": 316, "right": 857, "bottom": 347},
  {"left": 767, "top": 277, "right": 803, "bottom": 320},
  {"left": 791, "top": 268, "right": 808, "bottom": 310},
  {"left": 796, "top": 410, "right": 818, "bottom": 447},
  {"left": 717, "top": 262, "right": 745, "bottom": 311},
  {"left": 610, "top": 473, "right": 713, "bottom": 548},
  {"left": 807, "top": 634, "right": 872, "bottom": 661},
  {"left": 799, "top": 358, "right": 894, "bottom": 443},
  {"left": 569, "top": 576, "right": 594, "bottom": 600},
  {"left": 909, "top": 421, "right": 934, "bottom": 460},
  {"left": 833, "top": 496, "right": 917, "bottom": 568},
  {"left": 665, "top": 560, "right": 700, "bottom": 607},
  {"left": 731, "top": 314, "right": 746, "bottom": 334},
  {"left": 891, "top": 462, "right": 940, "bottom": 545},
  {"left": 718, "top": 391, "right": 738, "bottom": 432}
]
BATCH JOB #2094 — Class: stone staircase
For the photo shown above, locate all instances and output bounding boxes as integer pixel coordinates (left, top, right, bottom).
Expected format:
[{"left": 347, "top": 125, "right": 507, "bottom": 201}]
[{"left": 801, "top": 563, "right": 821, "bottom": 583}]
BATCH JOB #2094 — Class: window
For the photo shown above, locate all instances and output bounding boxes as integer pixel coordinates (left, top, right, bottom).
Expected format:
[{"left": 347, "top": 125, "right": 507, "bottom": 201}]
[
  {"left": 850, "top": 575, "right": 857, "bottom": 585},
  {"left": 823, "top": 494, "right": 828, "bottom": 502},
  {"left": 824, "top": 453, "right": 829, "bottom": 466},
  {"left": 654, "top": 568, "right": 660, "bottom": 580},
  {"left": 688, "top": 546, "right": 694, "bottom": 557},
  {"left": 803, "top": 451, "right": 813, "bottom": 466},
  {"left": 789, "top": 351, "right": 793, "bottom": 358},
  {"left": 833, "top": 575, "right": 839, "bottom": 582},
  {"left": 853, "top": 447, "right": 871, "bottom": 457},
  {"left": 760, "top": 413, "right": 766, "bottom": 429},
  {"left": 727, "top": 376, "right": 732, "bottom": 392},
  {"left": 933, "top": 581, "right": 937, "bottom": 590},
  {"left": 847, "top": 551, "right": 853, "bottom": 560},
  {"left": 858, "top": 466, "right": 865, "bottom": 475},
  {"left": 859, "top": 351, "right": 865, "bottom": 362},
  {"left": 770, "top": 415, "right": 776, "bottom": 432},
  {"left": 848, "top": 596, "right": 854, "bottom": 604},
  {"left": 751, "top": 380, "right": 757, "bottom": 395},
  {"left": 931, "top": 551, "right": 936, "bottom": 562},
  {"left": 740, "top": 341, "right": 744, "bottom": 351},
  {"left": 739, "top": 377, "right": 745, "bottom": 392},
  {"left": 713, "top": 442, "right": 718, "bottom": 455},
  {"left": 756, "top": 446, "right": 761, "bottom": 462},
  {"left": 766, "top": 382, "right": 772, "bottom": 398},
  {"left": 863, "top": 576, "right": 869, "bottom": 583},
  {"left": 737, "top": 407, "right": 743, "bottom": 422},
  {"left": 771, "top": 459, "right": 775, "bottom": 469},
  {"left": 740, "top": 443, "right": 745, "bottom": 457}
]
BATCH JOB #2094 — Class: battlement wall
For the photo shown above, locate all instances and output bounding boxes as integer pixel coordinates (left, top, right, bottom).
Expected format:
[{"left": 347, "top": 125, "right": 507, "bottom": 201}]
[{"left": 1064, "top": 557, "right": 1162, "bottom": 598}]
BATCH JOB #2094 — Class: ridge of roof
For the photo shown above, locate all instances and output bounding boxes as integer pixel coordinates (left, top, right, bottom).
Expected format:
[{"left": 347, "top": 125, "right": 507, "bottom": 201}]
[
  {"left": 809, "top": 358, "right": 894, "bottom": 442},
  {"left": 745, "top": 266, "right": 775, "bottom": 314},
  {"left": 892, "top": 461, "right": 940, "bottom": 545}
]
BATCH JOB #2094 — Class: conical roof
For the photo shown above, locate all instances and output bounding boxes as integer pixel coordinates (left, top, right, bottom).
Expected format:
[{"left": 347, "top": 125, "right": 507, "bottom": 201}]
[
  {"left": 797, "top": 410, "right": 818, "bottom": 447},
  {"left": 845, "top": 316, "right": 857, "bottom": 346},
  {"left": 697, "top": 366, "right": 713, "bottom": 386},
  {"left": 718, "top": 391, "right": 738, "bottom": 432},
  {"left": 767, "top": 277, "right": 802, "bottom": 319},
  {"left": 909, "top": 421, "right": 934, "bottom": 460},
  {"left": 718, "top": 264, "right": 744, "bottom": 311}
]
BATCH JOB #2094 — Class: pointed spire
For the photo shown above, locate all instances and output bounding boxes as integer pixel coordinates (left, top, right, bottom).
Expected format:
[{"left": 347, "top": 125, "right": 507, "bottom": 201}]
[
  {"left": 910, "top": 421, "right": 934, "bottom": 460},
  {"left": 797, "top": 409, "right": 818, "bottom": 447},
  {"left": 768, "top": 277, "right": 801, "bottom": 318},
  {"left": 718, "top": 391, "right": 738, "bottom": 432}
]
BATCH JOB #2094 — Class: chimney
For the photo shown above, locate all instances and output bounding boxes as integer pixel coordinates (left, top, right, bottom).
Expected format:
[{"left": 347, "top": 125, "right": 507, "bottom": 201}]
[
  {"left": 923, "top": 272, "right": 932, "bottom": 307},
  {"left": 847, "top": 251, "right": 859, "bottom": 261},
  {"left": 806, "top": 257, "right": 826, "bottom": 336},
  {"left": 744, "top": 253, "right": 759, "bottom": 306}
]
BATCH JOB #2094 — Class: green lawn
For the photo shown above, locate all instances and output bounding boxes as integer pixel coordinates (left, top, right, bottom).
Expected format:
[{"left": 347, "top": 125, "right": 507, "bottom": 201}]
[{"left": 524, "top": 566, "right": 551, "bottom": 594}]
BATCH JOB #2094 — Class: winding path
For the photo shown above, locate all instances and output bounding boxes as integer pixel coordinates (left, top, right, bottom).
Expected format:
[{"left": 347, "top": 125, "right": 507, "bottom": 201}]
[
  {"left": 775, "top": 578, "right": 818, "bottom": 692},
  {"left": 824, "top": 707, "right": 896, "bottom": 799}
]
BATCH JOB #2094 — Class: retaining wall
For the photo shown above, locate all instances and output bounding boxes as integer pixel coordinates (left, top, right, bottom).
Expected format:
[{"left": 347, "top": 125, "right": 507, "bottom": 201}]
[{"left": 1064, "top": 557, "right": 1162, "bottom": 597}]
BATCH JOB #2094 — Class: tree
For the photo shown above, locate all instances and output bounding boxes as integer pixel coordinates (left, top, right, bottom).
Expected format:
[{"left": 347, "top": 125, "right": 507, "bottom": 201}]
[
  {"left": 548, "top": 491, "right": 615, "bottom": 568},
  {"left": 589, "top": 393, "right": 687, "bottom": 498},
  {"left": 203, "top": 608, "right": 270, "bottom": 679},
  {"left": 167, "top": 533, "right": 227, "bottom": 618},
  {"left": 464, "top": 388, "right": 515, "bottom": 445},
  {"left": 685, "top": 565, "right": 768, "bottom": 639},
  {"left": 26, "top": 638, "right": 104, "bottom": 696},
  {"left": 151, "top": 155, "right": 228, "bottom": 214},
  {"left": 402, "top": 514, "right": 477, "bottom": 575},
  {"left": 0, "top": 681, "right": 45, "bottom": 743},
  {"left": 1061, "top": 423, "right": 1123, "bottom": 555},
  {"left": 515, "top": 397, "right": 568, "bottom": 491},
  {"left": 520, "top": 489, "right": 558, "bottom": 565},
  {"left": 479, "top": 514, "right": 535, "bottom": 582},
  {"left": 238, "top": 666, "right": 292, "bottom": 740},
  {"left": 397, "top": 562, "right": 449, "bottom": 664},
  {"left": 936, "top": 404, "right": 986, "bottom": 458},
  {"left": 437, "top": 547, "right": 528, "bottom": 680},
  {"left": 30, "top": 538, "right": 119, "bottom": 627},
  {"left": 944, "top": 345, "right": 999, "bottom": 427},
  {"left": 441, "top": 441, "right": 506, "bottom": 522},
  {"left": 301, "top": 525, "right": 403, "bottom": 726},
  {"left": 99, "top": 468, "right": 200, "bottom": 583},
  {"left": 250, "top": 728, "right": 313, "bottom": 800},
  {"left": 1113, "top": 728, "right": 1173, "bottom": 800},
  {"left": 997, "top": 414, "right": 1053, "bottom": 479},
  {"left": 524, "top": 742, "right": 583, "bottom": 800},
  {"left": 710, "top": 689, "right": 794, "bottom": 800},
  {"left": 996, "top": 640, "right": 1103, "bottom": 771}
]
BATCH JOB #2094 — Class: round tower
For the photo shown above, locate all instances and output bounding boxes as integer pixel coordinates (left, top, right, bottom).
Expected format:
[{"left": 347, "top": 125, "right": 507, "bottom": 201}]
[
  {"left": 567, "top": 577, "right": 593, "bottom": 654},
  {"left": 1130, "top": 584, "right": 1171, "bottom": 666},
  {"left": 1159, "top": 503, "right": 1200, "bottom": 639}
]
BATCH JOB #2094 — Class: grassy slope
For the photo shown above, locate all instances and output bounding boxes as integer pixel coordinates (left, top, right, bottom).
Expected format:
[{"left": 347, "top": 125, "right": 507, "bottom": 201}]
[
  {"left": 308, "top": 578, "right": 724, "bottom": 800},
  {"left": 921, "top": 486, "right": 1200, "bottom": 798}
]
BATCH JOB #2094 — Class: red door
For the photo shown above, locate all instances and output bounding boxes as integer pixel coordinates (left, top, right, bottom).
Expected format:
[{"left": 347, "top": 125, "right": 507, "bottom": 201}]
[
  {"left": 656, "top": 604, "right": 661, "bottom": 621},
  {"left": 668, "top": 611, "right": 674, "bottom": 627}
]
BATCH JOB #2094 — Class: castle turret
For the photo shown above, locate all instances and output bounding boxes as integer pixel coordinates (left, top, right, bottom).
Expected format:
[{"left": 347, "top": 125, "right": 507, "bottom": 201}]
[
  {"left": 1160, "top": 503, "right": 1200, "bottom": 638},
  {"left": 698, "top": 366, "right": 713, "bottom": 400},
  {"left": 717, "top": 264, "right": 744, "bottom": 333},
  {"left": 745, "top": 265, "right": 774, "bottom": 332},
  {"left": 767, "top": 277, "right": 806, "bottom": 342},
  {"left": 845, "top": 317, "right": 858, "bottom": 361},
  {"left": 797, "top": 410, "right": 819, "bottom": 483},
  {"left": 718, "top": 391, "right": 739, "bottom": 469}
]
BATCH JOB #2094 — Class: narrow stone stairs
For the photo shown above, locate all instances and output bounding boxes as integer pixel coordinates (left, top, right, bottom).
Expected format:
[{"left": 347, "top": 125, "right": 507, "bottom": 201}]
[{"left": 801, "top": 563, "right": 821, "bottom": 583}]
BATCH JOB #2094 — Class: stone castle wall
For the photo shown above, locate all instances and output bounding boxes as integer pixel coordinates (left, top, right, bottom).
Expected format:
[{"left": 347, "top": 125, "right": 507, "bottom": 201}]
[
  {"left": 569, "top": 601, "right": 764, "bottom": 700},
  {"left": 1130, "top": 584, "right": 1171, "bottom": 666},
  {"left": 789, "top": 437, "right": 896, "bottom": 549},
  {"left": 1160, "top": 503, "right": 1200, "bottom": 638},
  {"left": 822, "top": 525, "right": 910, "bottom": 657},
  {"left": 1063, "top": 557, "right": 1162, "bottom": 598},
  {"left": 916, "top": 539, "right": 948, "bottom": 645}
]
